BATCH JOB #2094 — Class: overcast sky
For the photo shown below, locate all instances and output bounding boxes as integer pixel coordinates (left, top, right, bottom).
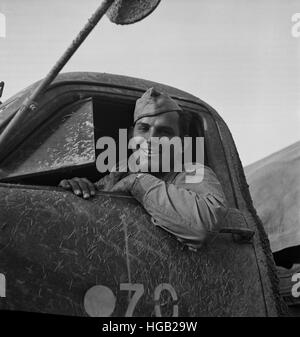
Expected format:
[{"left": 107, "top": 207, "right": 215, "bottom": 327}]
[{"left": 0, "top": 0, "right": 299, "bottom": 166}]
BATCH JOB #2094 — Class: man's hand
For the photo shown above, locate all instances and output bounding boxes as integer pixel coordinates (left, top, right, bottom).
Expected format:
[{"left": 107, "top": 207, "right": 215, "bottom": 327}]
[
  {"left": 109, "top": 173, "right": 138, "bottom": 193},
  {"left": 59, "top": 177, "right": 96, "bottom": 199}
]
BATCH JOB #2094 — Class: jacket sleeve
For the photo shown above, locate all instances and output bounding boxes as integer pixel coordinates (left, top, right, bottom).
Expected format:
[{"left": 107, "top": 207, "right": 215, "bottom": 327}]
[
  {"left": 131, "top": 167, "right": 228, "bottom": 250},
  {"left": 94, "top": 172, "right": 128, "bottom": 191}
]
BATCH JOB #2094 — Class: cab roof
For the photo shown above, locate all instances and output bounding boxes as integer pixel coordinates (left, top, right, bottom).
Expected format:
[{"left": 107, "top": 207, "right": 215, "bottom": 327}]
[{"left": 0, "top": 72, "right": 210, "bottom": 130}]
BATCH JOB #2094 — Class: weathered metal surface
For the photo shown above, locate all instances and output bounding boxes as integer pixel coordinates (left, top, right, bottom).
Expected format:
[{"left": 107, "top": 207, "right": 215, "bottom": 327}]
[
  {"left": 107, "top": 0, "right": 161, "bottom": 25},
  {"left": 0, "top": 83, "right": 36, "bottom": 129},
  {"left": 0, "top": 72, "right": 202, "bottom": 126},
  {"left": 1, "top": 99, "right": 95, "bottom": 178},
  {"left": 0, "top": 184, "right": 268, "bottom": 317}
]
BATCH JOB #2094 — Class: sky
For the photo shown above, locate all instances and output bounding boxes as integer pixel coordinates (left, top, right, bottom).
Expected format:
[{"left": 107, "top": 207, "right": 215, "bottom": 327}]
[{"left": 0, "top": 0, "right": 299, "bottom": 166}]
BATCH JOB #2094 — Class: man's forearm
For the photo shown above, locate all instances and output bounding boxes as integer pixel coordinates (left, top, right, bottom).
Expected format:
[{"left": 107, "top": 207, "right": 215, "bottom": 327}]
[{"left": 131, "top": 173, "right": 228, "bottom": 249}]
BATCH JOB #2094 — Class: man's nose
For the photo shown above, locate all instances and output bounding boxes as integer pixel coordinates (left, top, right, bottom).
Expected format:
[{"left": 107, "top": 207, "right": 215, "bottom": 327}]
[
  {"left": 145, "top": 130, "right": 155, "bottom": 148},
  {"left": 147, "top": 127, "right": 157, "bottom": 139}
]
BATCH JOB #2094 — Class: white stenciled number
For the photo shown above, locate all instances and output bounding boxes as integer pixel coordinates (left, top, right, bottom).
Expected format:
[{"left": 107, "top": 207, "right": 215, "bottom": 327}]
[
  {"left": 154, "top": 283, "right": 178, "bottom": 317},
  {"left": 120, "top": 283, "right": 144, "bottom": 317},
  {"left": 0, "top": 273, "right": 6, "bottom": 298},
  {"left": 0, "top": 12, "right": 6, "bottom": 38}
]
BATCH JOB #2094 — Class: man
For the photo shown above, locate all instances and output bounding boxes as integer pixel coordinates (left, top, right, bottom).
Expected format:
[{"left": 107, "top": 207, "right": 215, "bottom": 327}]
[{"left": 59, "top": 88, "right": 228, "bottom": 251}]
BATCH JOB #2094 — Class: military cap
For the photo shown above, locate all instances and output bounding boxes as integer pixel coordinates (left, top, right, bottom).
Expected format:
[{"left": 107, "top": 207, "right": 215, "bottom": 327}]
[{"left": 134, "top": 87, "right": 182, "bottom": 123}]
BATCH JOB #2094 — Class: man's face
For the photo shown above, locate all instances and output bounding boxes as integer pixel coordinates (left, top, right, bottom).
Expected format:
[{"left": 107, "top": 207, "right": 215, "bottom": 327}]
[{"left": 130, "top": 111, "right": 182, "bottom": 173}]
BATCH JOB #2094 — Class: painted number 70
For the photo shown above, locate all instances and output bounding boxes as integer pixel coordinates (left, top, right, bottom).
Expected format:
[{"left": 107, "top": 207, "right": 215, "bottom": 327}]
[{"left": 84, "top": 283, "right": 178, "bottom": 317}]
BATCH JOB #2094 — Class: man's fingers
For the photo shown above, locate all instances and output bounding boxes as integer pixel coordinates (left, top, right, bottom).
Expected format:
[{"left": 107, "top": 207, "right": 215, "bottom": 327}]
[
  {"left": 59, "top": 179, "right": 72, "bottom": 190},
  {"left": 68, "top": 179, "right": 82, "bottom": 196},
  {"left": 59, "top": 177, "right": 96, "bottom": 199},
  {"left": 82, "top": 178, "right": 96, "bottom": 196},
  {"left": 75, "top": 179, "right": 91, "bottom": 199}
]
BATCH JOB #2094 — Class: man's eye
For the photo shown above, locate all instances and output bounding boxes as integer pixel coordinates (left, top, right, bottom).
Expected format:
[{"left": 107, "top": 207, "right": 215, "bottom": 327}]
[{"left": 138, "top": 125, "right": 149, "bottom": 132}]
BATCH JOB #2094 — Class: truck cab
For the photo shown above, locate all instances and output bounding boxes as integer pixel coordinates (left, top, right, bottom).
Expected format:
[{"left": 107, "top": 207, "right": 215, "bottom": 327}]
[{"left": 0, "top": 72, "right": 285, "bottom": 316}]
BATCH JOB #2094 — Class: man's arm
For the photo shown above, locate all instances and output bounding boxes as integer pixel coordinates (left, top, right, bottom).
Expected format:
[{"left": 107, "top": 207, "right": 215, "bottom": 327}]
[{"left": 111, "top": 167, "right": 228, "bottom": 250}]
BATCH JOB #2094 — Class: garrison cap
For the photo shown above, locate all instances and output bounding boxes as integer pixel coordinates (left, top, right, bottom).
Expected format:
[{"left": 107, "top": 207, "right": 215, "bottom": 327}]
[{"left": 134, "top": 87, "right": 182, "bottom": 123}]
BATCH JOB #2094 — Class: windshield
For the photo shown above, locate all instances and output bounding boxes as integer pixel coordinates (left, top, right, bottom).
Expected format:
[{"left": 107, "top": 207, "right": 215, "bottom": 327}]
[{"left": 0, "top": 98, "right": 95, "bottom": 180}]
